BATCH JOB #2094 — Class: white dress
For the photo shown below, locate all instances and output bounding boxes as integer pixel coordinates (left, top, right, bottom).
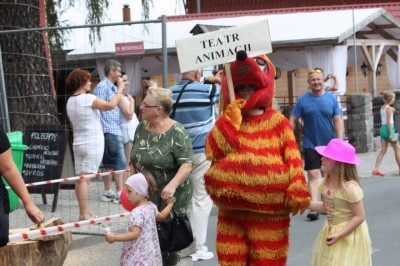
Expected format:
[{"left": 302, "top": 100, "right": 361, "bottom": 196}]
[
  {"left": 120, "top": 96, "right": 139, "bottom": 144},
  {"left": 66, "top": 94, "right": 104, "bottom": 174}
]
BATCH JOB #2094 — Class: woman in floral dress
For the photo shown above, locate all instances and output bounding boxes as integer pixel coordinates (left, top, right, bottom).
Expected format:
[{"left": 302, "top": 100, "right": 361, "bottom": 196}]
[{"left": 130, "top": 87, "right": 193, "bottom": 266}]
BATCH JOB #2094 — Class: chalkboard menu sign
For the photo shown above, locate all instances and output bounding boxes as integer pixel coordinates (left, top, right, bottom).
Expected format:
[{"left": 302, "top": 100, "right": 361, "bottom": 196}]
[{"left": 22, "top": 125, "right": 68, "bottom": 195}]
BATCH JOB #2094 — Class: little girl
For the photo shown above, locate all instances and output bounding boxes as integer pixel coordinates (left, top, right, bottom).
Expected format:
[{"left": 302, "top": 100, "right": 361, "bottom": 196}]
[
  {"left": 309, "top": 138, "right": 372, "bottom": 266},
  {"left": 105, "top": 172, "right": 173, "bottom": 266},
  {"left": 372, "top": 90, "right": 400, "bottom": 176}
]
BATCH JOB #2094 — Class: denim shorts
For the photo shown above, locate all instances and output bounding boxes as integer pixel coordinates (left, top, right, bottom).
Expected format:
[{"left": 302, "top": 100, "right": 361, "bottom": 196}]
[{"left": 103, "top": 133, "right": 126, "bottom": 170}]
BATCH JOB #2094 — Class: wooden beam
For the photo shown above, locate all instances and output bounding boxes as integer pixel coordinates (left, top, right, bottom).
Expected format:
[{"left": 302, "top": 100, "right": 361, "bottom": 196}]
[
  {"left": 387, "top": 47, "right": 398, "bottom": 62},
  {"left": 346, "top": 39, "right": 400, "bottom": 46},
  {"left": 367, "top": 22, "right": 397, "bottom": 39},
  {"left": 361, "top": 45, "right": 373, "bottom": 67}
]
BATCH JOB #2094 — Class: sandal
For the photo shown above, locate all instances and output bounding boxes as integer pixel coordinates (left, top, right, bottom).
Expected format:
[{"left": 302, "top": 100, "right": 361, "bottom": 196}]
[
  {"left": 372, "top": 170, "right": 385, "bottom": 176},
  {"left": 79, "top": 213, "right": 99, "bottom": 221}
]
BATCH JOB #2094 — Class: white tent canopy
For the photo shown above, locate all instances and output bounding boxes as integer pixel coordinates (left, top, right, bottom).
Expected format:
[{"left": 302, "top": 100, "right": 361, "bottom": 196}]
[{"left": 66, "top": 8, "right": 400, "bottom": 96}]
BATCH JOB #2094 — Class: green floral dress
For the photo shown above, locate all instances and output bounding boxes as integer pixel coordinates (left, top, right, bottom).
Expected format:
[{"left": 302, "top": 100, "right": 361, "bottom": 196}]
[{"left": 131, "top": 121, "right": 193, "bottom": 213}]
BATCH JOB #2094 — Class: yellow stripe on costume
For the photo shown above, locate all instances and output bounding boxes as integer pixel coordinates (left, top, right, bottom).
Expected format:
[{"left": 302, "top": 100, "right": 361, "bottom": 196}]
[{"left": 207, "top": 167, "right": 290, "bottom": 186}]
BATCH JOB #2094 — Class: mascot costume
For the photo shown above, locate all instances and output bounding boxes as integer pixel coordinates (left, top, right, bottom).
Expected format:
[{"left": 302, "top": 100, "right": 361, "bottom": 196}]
[{"left": 205, "top": 50, "right": 310, "bottom": 265}]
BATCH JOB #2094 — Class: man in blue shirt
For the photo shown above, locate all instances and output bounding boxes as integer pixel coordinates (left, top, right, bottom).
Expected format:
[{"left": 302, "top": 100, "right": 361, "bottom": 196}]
[
  {"left": 289, "top": 68, "right": 343, "bottom": 221},
  {"left": 170, "top": 69, "right": 220, "bottom": 261},
  {"left": 94, "top": 59, "right": 126, "bottom": 204}
]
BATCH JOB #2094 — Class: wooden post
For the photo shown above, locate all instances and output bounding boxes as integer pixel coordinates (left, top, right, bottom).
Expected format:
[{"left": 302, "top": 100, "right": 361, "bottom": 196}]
[{"left": 224, "top": 63, "right": 235, "bottom": 102}]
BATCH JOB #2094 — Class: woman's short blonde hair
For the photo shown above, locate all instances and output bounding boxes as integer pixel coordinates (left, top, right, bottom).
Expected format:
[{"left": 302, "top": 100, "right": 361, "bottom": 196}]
[
  {"left": 382, "top": 90, "right": 395, "bottom": 104},
  {"left": 146, "top": 87, "right": 173, "bottom": 115}
]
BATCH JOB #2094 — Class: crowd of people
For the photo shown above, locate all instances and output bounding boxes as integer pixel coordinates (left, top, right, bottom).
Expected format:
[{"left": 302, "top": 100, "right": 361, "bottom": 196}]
[{"left": 3, "top": 54, "right": 386, "bottom": 266}]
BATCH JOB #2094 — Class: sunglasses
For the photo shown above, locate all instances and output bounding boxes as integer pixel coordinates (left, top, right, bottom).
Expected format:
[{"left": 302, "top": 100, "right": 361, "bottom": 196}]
[
  {"left": 234, "top": 84, "right": 257, "bottom": 93},
  {"left": 309, "top": 68, "right": 324, "bottom": 74},
  {"left": 140, "top": 103, "right": 160, "bottom": 108}
]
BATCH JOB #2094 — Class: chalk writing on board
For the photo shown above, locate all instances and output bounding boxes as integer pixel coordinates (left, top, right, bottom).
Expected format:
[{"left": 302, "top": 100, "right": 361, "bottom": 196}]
[{"left": 22, "top": 125, "right": 67, "bottom": 194}]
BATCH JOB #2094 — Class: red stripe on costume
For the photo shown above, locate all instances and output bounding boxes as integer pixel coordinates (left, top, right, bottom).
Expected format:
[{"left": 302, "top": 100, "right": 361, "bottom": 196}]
[{"left": 211, "top": 194, "right": 288, "bottom": 214}]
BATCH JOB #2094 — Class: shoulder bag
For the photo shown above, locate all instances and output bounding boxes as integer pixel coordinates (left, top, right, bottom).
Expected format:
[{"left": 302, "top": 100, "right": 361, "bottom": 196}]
[
  {"left": 157, "top": 207, "right": 194, "bottom": 252},
  {"left": 170, "top": 80, "right": 193, "bottom": 119}
]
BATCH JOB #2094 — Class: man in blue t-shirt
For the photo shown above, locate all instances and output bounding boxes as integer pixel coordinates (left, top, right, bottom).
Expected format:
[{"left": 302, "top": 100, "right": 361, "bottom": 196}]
[
  {"left": 289, "top": 69, "right": 343, "bottom": 221},
  {"left": 170, "top": 69, "right": 220, "bottom": 261}
]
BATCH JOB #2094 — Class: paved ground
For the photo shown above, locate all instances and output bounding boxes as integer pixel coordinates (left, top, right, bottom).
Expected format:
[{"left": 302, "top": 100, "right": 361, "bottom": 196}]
[{"left": 7, "top": 147, "right": 400, "bottom": 265}]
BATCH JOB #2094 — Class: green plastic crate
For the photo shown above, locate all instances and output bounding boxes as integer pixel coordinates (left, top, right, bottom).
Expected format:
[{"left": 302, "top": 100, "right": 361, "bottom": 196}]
[{"left": 2, "top": 131, "right": 28, "bottom": 212}]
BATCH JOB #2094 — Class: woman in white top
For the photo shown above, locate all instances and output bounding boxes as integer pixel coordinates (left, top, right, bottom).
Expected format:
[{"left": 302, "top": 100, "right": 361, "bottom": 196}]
[
  {"left": 66, "top": 68, "right": 123, "bottom": 220},
  {"left": 372, "top": 90, "right": 400, "bottom": 176},
  {"left": 118, "top": 72, "right": 139, "bottom": 180}
]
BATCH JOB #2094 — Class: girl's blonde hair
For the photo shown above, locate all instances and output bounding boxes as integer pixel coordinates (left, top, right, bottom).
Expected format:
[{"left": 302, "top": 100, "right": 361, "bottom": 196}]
[
  {"left": 146, "top": 87, "right": 173, "bottom": 115},
  {"left": 322, "top": 162, "right": 360, "bottom": 189},
  {"left": 382, "top": 90, "right": 395, "bottom": 104}
]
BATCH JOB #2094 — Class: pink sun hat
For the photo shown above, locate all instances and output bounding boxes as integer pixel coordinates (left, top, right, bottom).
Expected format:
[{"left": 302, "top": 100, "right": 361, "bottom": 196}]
[{"left": 315, "top": 138, "right": 362, "bottom": 165}]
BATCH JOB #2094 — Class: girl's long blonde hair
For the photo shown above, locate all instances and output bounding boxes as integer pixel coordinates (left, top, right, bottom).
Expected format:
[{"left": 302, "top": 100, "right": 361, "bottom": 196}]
[{"left": 321, "top": 162, "right": 360, "bottom": 188}]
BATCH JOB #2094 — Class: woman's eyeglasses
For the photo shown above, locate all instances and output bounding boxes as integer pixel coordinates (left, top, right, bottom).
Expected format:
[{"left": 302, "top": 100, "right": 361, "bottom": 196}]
[{"left": 309, "top": 68, "right": 324, "bottom": 74}]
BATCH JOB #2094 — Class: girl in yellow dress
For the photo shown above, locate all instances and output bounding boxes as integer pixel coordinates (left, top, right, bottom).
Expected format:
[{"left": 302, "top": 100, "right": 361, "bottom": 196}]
[{"left": 309, "top": 138, "right": 372, "bottom": 266}]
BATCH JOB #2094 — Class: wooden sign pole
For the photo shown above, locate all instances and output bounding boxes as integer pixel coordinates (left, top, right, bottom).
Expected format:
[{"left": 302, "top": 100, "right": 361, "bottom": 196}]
[{"left": 224, "top": 63, "right": 235, "bottom": 103}]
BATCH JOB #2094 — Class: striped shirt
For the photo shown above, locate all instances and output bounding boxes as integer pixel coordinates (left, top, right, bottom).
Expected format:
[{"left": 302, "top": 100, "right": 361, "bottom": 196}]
[
  {"left": 170, "top": 80, "right": 220, "bottom": 154},
  {"left": 93, "top": 78, "right": 122, "bottom": 136}
]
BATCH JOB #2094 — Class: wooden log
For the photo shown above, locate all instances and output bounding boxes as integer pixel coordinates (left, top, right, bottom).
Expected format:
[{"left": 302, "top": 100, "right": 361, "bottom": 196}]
[{"left": 0, "top": 218, "right": 72, "bottom": 266}]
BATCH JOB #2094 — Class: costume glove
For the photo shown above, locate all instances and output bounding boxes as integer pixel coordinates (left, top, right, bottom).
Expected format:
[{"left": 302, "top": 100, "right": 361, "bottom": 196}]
[
  {"left": 223, "top": 99, "right": 246, "bottom": 130},
  {"left": 285, "top": 196, "right": 310, "bottom": 215}
]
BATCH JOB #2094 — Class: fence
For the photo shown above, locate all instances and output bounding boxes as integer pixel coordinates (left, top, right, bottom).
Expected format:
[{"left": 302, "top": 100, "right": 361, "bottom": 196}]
[{"left": 1, "top": 17, "right": 169, "bottom": 237}]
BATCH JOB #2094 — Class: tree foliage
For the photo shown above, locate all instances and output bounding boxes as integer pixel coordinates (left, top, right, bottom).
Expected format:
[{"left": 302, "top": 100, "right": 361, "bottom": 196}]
[
  {"left": 46, "top": 0, "right": 154, "bottom": 49},
  {"left": 0, "top": 0, "right": 154, "bottom": 130}
]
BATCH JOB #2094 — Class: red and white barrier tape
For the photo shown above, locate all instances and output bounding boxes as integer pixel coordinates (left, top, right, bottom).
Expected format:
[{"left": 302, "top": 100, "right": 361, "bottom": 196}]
[
  {"left": 8, "top": 212, "right": 130, "bottom": 243},
  {"left": 6, "top": 169, "right": 130, "bottom": 190}
]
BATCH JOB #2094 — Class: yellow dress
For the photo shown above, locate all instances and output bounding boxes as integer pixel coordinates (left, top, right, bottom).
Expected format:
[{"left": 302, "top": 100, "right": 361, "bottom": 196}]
[{"left": 311, "top": 181, "right": 372, "bottom": 266}]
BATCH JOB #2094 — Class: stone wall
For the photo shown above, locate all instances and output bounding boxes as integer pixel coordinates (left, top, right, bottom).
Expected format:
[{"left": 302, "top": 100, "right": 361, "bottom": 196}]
[{"left": 346, "top": 94, "right": 374, "bottom": 153}]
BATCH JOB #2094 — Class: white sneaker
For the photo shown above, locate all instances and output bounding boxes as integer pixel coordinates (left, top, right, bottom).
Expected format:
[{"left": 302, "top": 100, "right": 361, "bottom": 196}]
[
  {"left": 101, "top": 190, "right": 114, "bottom": 202},
  {"left": 112, "top": 191, "right": 120, "bottom": 204},
  {"left": 191, "top": 246, "right": 214, "bottom": 262}
]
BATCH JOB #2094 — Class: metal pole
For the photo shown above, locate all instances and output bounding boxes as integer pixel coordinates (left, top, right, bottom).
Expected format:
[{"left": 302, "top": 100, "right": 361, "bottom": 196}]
[
  {"left": 0, "top": 45, "right": 10, "bottom": 132},
  {"left": 352, "top": 9, "right": 359, "bottom": 94},
  {"left": 0, "top": 19, "right": 160, "bottom": 35},
  {"left": 162, "top": 15, "right": 168, "bottom": 88},
  {"left": 196, "top": 0, "right": 201, "bottom": 13}
]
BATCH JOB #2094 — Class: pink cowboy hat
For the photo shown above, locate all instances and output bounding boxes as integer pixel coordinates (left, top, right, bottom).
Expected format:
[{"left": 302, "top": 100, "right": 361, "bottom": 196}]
[{"left": 315, "top": 139, "right": 362, "bottom": 165}]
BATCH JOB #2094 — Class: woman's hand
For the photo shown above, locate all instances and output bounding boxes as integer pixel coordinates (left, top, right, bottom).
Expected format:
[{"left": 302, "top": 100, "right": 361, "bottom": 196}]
[
  {"left": 161, "top": 186, "right": 176, "bottom": 202},
  {"left": 116, "top": 77, "right": 124, "bottom": 94},
  {"left": 24, "top": 201, "right": 45, "bottom": 225}
]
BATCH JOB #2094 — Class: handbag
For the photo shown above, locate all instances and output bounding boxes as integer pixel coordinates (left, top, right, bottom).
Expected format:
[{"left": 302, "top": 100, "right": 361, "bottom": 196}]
[{"left": 157, "top": 207, "right": 194, "bottom": 252}]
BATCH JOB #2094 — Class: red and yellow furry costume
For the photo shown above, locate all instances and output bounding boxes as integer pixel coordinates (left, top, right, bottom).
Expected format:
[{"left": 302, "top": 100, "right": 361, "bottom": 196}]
[{"left": 205, "top": 51, "right": 310, "bottom": 265}]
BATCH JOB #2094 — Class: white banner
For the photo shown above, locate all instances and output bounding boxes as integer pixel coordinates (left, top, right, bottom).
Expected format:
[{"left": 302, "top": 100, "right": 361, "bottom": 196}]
[{"left": 176, "top": 20, "right": 272, "bottom": 72}]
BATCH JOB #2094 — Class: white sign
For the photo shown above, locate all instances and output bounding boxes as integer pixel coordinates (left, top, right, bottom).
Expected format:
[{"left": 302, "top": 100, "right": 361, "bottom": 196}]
[{"left": 176, "top": 20, "right": 272, "bottom": 72}]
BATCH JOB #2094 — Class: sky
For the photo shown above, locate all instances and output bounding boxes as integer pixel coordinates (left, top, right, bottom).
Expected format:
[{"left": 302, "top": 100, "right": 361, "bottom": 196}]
[{"left": 59, "top": 0, "right": 185, "bottom": 25}]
